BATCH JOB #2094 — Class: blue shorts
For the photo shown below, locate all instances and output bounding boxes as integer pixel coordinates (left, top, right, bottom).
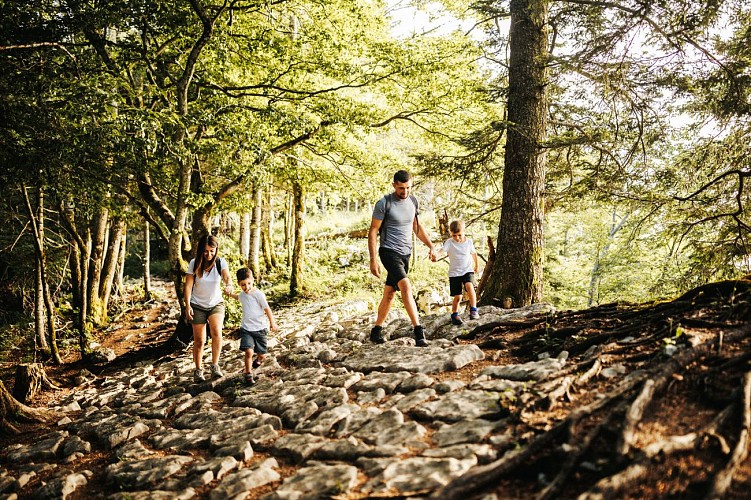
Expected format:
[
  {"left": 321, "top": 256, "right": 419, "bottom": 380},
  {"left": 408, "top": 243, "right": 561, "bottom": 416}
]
[{"left": 239, "top": 328, "right": 268, "bottom": 354}]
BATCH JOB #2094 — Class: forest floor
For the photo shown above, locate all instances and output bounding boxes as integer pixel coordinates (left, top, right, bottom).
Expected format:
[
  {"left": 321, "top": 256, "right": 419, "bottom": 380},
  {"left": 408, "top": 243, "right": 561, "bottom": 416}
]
[{"left": 2, "top": 276, "right": 751, "bottom": 499}]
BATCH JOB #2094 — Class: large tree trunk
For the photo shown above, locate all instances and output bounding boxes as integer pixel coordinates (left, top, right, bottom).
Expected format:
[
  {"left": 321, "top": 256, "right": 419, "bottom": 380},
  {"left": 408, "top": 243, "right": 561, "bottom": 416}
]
[
  {"left": 480, "top": 0, "right": 549, "bottom": 308},
  {"left": 290, "top": 180, "right": 306, "bottom": 297}
]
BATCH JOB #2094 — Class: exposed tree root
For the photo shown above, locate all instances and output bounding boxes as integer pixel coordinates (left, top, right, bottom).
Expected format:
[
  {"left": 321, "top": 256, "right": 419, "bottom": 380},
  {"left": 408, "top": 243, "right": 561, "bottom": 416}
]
[
  {"left": 704, "top": 371, "right": 751, "bottom": 499},
  {"left": 432, "top": 371, "right": 650, "bottom": 500},
  {"left": 0, "top": 380, "right": 58, "bottom": 435},
  {"left": 617, "top": 379, "right": 656, "bottom": 457},
  {"left": 536, "top": 402, "right": 627, "bottom": 500},
  {"left": 440, "top": 290, "right": 751, "bottom": 499}
]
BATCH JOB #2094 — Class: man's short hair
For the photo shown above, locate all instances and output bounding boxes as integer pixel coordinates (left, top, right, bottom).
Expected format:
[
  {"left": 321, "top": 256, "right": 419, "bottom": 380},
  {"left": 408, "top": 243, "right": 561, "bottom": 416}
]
[{"left": 393, "top": 170, "right": 412, "bottom": 183}]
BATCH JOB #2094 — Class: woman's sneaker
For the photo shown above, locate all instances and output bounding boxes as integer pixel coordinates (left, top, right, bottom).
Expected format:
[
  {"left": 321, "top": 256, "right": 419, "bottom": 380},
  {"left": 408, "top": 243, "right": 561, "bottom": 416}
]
[
  {"left": 193, "top": 368, "right": 205, "bottom": 382},
  {"left": 451, "top": 313, "right": 463, "bottom": 326},
  {"left": 244, "top": 373, "right": 256, "bottom": 386},
  {"left": 469, "top": 308, "right": 480, "bottom": 320},
  {"left": 209, "top": 363, "right": 224, "bottom": 379}
]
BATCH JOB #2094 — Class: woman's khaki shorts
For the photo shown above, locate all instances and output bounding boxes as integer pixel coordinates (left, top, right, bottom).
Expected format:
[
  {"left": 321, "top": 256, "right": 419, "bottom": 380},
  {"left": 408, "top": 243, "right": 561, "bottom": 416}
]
[{"left": 190, "top": 302, "right": 225, "bottom": 325}]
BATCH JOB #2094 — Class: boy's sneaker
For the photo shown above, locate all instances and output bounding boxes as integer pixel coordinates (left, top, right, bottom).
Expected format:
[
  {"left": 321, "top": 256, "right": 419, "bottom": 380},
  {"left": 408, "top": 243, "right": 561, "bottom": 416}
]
[
  {"left": 370, "top": 325, "right": 386, "bottom": 344},
  {"left": 469, "top": 308, "right": 480, "bottom": 320},
  {"left": 193, "top": 368, "right": 205, "bottom": 382},
  {"left": 414, "top": 325, "right": 428, "bottom": 347},
  {"left": 244, "top": 373, "right": 256, "bottom": 386},
  {"left": 451, "top": 313, "right": 463, "bottom": 326},
  {"left": 209, "top": 363, "right": 224, "bottom": 379}
]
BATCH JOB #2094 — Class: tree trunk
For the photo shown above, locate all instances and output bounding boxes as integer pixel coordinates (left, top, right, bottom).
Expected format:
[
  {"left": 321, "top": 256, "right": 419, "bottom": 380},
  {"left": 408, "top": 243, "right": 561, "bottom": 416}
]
[
  {"left": 249, "top": 183, "right": 262, "bottom": 277},
  {"left": 143, "top": 218, "right": 152, "bottom": 300},
  {"left": 87, "top": 207, "right": 110, "bottom": 325},
  {"left": 116, "top": 231, "right": 126, "bottom": 296},
  {"left": 12, "top": 363, "right": 60, "bottom": 404},
  {"left": 34, "top": 184, "right": 49, "bottom": 356},
  {"left": 290, "top": 180, "right": 306, "bottom": 297},
  {"left": 0, "top": 380, "right": 56, "bottom": 435},
  {"left": 240, "top": 209, "right": 251, "bottom": 263},
  {"left": 21, "top": 185, "right": 61, "bottom": 364},
  {"left": 262, "top": 185, "right": 278, "bottom": 269},
  {"left": 60, "top": 200, "right": 93, "bottom": 355},
  {"left": 480, "top": 0, "right": 549, "bottom": 308},
  {"left": 100, "top": 217, "right": 127, "bottom": 314},
  {"left": 285, "top": 193, "right": 293, "bottom": 265},
  {"left": 587, "top": 212, "right": 629, "bottom": 307}
]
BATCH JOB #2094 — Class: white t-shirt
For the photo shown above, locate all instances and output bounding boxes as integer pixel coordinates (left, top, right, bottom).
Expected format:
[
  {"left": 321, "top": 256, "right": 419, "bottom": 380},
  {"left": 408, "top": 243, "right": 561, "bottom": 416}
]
[
  {"left": 239, "top": 288, "right": 270, "bottom": 331},
  {"left": 186, "top": 257, "right": 227, "bottom": 309},
  {"left": 442, "top": 238, "right": 476, "bottom": 277}
]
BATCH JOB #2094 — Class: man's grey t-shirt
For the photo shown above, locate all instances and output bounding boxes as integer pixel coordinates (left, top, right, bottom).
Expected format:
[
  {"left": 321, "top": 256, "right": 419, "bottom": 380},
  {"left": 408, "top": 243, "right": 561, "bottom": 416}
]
[{"left": 372, "top": 194, "right": 418, "bottom": 256}]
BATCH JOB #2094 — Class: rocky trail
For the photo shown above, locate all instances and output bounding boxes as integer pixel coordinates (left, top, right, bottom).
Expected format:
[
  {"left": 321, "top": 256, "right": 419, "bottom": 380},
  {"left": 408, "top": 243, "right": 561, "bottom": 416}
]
[{"left": 1, "top": 277, "right": 751, "bottom": 499}]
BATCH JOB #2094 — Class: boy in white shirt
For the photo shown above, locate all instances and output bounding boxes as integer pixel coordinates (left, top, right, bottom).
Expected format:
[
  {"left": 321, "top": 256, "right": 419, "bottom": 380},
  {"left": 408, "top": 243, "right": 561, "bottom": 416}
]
[
  {"left": 226, "top": 267, "right": 278, "bottom": 385},
  {"left": 433, "top": 220, "right": 480, "bottom": 325}
]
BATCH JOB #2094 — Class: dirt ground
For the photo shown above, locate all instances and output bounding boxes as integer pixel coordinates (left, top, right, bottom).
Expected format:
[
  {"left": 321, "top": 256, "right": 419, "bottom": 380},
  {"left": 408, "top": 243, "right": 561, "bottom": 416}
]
[{"left": 2, "top": 277, "right": 751, "bottom": 499}]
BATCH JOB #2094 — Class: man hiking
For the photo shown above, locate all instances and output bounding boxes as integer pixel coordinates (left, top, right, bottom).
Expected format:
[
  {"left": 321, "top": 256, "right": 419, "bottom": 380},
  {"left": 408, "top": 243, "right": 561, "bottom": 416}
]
[{"left": 368, "top": 170, "right": 436, "bottom": 347}]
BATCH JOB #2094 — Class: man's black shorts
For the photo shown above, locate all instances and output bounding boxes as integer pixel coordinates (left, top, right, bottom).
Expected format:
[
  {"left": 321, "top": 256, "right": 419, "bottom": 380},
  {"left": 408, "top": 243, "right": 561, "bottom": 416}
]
[
  {"left": 379, "top": 247, "right": 410, "bottom": 290},
  {"left": 449, "top": 272, "right": 475, "bottom": 296}
]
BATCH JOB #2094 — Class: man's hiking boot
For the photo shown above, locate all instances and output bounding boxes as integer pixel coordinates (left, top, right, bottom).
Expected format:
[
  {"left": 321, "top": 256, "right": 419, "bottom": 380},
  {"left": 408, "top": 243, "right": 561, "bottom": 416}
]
[
  {"left": 451, "top": 313, "right": 463, "bottom": 326},
  {"left": 193, "top": 368, "right": 205, "bottom": 382},
  {"left": 370, "top": 325, "right": 386, "bottom": 344},
  {"left": 414, "top": 325, "right": 428, "bottom": 347},
  {"left": 209, "top": 363, "right": 224, "bottom": 379}
]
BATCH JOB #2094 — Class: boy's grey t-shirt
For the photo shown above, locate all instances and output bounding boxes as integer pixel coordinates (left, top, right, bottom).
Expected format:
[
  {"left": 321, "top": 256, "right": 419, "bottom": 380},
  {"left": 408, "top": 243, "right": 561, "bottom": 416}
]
[{"left": 372, "top": 194, "right": 418, "bottom": 256}]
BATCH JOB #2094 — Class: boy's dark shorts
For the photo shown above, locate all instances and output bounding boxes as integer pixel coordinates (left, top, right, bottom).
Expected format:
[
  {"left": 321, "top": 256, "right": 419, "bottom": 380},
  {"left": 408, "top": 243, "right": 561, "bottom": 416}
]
[
  {"left": 379, "top": 247, "right": 411, "bottom": 290},
  {"left": 449, "top": 272, "right": 475, "bottom": 296},
  {"left": 239, "top": 328, "right": 268, "bottom": 354}
]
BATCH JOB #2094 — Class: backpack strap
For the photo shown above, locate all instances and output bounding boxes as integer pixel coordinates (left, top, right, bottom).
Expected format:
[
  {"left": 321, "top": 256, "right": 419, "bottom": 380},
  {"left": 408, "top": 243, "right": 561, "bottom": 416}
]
[{"left": 381, "top": 194, "right": 418, "bottom": 223}]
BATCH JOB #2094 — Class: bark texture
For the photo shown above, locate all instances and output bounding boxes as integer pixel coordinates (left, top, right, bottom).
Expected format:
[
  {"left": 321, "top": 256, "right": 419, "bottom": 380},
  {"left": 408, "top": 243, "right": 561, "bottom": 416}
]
[{"left": 481, "top": 0, "right": 549, "bottom": 307}]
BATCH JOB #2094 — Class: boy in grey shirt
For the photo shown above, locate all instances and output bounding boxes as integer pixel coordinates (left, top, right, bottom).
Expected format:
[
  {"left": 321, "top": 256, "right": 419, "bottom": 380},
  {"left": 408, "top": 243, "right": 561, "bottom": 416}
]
[{"left": 368, "top": 170, "right": 436, "bottom": 346}]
